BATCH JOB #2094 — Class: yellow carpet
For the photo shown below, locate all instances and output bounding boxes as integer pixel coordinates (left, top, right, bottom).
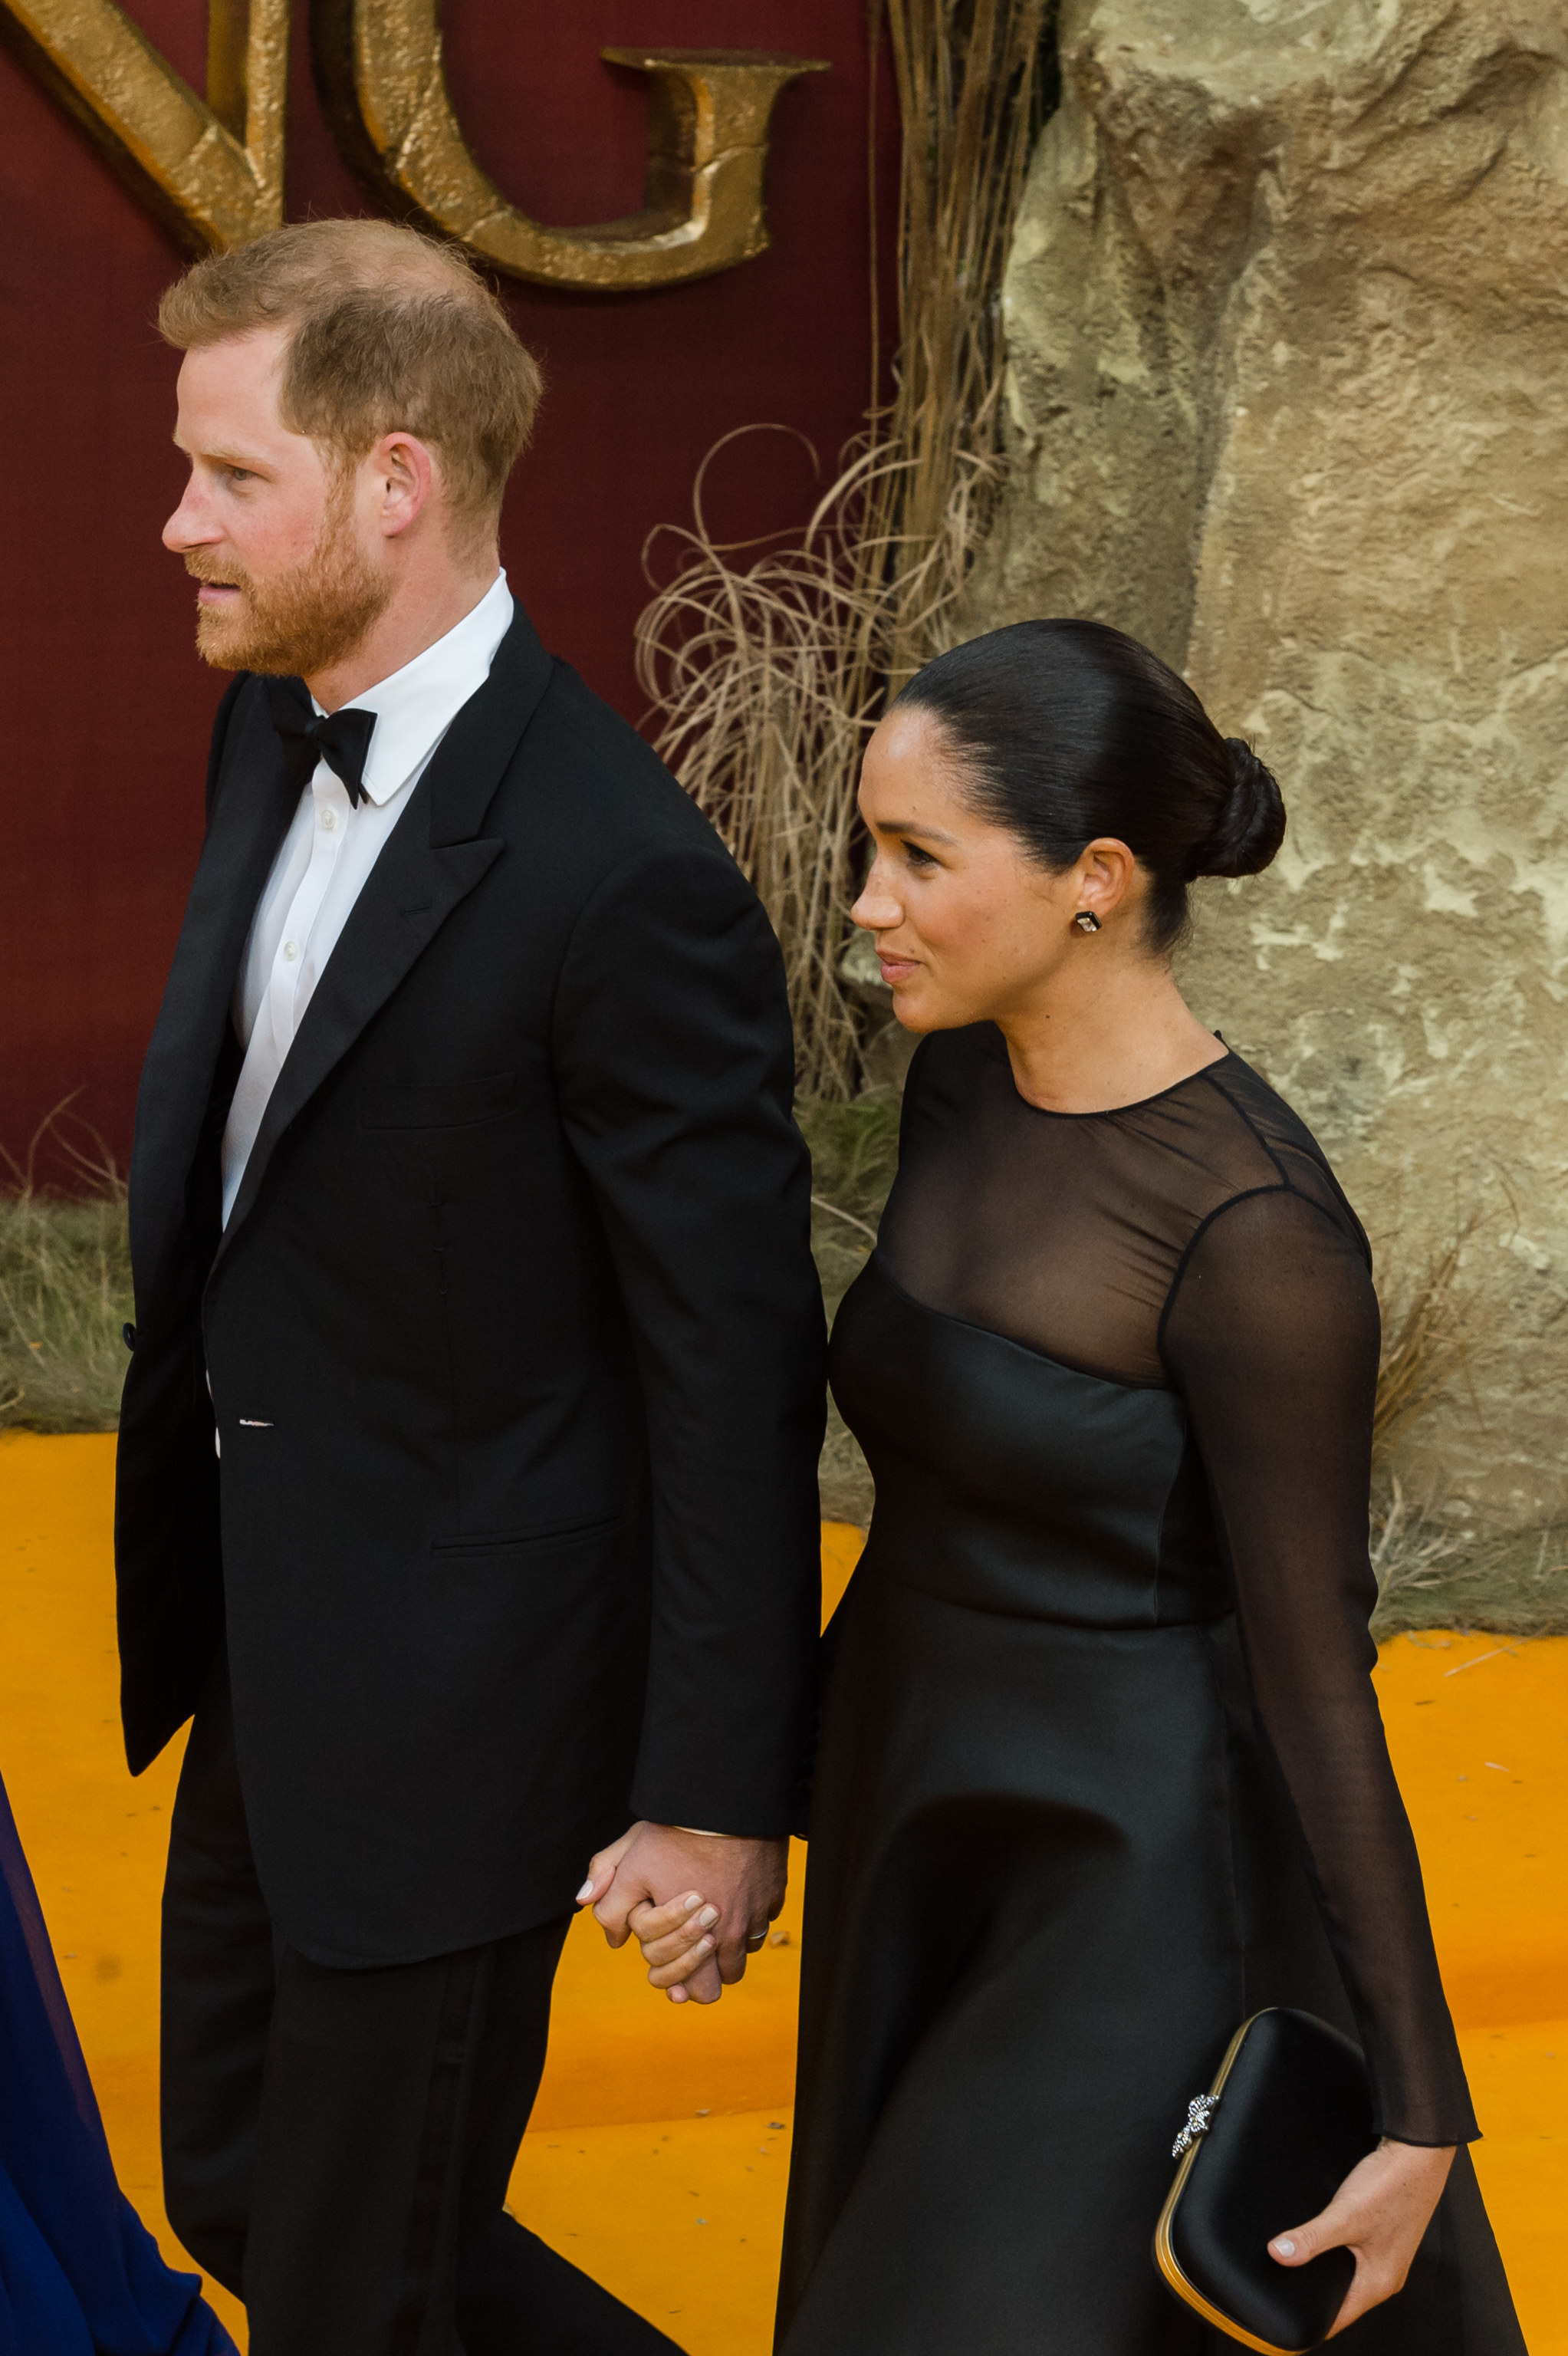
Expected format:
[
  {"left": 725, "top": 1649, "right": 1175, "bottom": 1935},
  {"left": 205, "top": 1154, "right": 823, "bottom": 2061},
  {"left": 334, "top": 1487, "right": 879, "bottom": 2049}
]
[{"left": 1, "top": 1434, "right": 1560, "bottom": 2354}]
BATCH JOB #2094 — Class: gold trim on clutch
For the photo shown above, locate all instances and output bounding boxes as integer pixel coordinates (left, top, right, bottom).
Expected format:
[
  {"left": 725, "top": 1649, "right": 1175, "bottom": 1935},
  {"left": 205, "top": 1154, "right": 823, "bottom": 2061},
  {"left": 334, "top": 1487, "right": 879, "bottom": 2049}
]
[{"left": 1152, "top": 2014, "right": 1312, "bottom": 2356}]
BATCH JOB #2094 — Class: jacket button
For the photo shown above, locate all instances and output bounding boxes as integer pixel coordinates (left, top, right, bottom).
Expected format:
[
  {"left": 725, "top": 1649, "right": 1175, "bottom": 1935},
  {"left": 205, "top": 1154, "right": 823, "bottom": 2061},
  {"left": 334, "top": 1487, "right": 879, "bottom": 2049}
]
[{"left": 122, "top": 1323, "right": 137, "bottom": 1352}]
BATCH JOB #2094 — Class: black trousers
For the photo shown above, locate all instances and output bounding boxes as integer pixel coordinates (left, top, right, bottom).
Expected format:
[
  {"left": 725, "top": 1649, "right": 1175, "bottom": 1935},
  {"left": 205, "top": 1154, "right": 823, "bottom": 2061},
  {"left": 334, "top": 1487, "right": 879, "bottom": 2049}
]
[{"left": 161, "top": 1656, "right": 685, "bottom": 2356}]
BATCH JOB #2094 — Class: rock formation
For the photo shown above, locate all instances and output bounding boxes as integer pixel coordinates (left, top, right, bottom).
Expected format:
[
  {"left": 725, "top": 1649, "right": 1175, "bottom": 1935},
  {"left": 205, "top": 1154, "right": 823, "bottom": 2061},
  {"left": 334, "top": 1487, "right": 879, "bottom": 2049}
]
[{"left": 974, "top": 0, "right": 1568, "bottom": 1535}]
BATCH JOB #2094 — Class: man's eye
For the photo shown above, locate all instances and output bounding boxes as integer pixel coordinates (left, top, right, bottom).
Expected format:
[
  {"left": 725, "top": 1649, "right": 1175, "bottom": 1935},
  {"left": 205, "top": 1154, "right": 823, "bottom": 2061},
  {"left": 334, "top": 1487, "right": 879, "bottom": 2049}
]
[{"left": 225, "top": 466, "right": 255, "bottom": 484}]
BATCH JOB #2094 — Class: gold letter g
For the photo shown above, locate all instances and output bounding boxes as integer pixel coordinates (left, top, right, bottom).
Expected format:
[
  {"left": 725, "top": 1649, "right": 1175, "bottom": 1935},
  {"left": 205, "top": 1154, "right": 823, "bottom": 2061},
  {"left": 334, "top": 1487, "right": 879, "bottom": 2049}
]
[{"left": 313, "top": 2, "right": 830, "bottom": 291}]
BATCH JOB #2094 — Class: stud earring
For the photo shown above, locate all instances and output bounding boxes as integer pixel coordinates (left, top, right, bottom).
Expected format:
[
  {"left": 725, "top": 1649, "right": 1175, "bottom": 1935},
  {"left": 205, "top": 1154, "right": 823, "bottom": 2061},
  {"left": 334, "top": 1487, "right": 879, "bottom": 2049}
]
[{"left": 1073, "top": 910, "right": 1101, "bottom": 934}]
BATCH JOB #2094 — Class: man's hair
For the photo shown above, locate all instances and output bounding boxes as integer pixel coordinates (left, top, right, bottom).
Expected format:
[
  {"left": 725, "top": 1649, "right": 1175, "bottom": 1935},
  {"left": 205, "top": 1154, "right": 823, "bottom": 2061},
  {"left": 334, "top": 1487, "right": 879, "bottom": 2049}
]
[{"left": 159, "top": 219, "right": 542, "bottom": 537}]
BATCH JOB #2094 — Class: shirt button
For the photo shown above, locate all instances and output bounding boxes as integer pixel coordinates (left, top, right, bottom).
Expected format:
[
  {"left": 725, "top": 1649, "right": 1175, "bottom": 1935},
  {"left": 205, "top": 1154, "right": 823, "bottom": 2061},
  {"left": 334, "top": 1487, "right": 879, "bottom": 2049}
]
[
  {"left": 283, "top": 939, "right": 300, "bottom": 962},
  {"left": 321, "top": 808, "right": 337, "bottom": 832}
]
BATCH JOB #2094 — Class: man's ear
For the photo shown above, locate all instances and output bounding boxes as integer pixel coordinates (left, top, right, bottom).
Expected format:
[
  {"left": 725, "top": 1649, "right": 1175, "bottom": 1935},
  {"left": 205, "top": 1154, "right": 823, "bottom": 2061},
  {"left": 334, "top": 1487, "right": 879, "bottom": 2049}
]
[{"left": 372, "top": 431, "right": 435, "bottom": 539}]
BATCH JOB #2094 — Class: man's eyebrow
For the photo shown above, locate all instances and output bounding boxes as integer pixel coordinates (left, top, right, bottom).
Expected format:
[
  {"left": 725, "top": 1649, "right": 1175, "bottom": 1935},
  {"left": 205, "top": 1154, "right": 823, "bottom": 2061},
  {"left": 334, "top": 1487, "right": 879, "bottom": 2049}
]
[{"left": 173, "top": 436, "right": 270, "bottom": 469}]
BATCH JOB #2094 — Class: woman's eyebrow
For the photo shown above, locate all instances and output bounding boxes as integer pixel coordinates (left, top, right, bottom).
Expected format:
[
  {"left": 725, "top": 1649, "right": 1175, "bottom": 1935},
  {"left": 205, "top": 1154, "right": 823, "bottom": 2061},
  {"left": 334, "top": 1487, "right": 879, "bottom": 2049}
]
[{"left": 877, "top": 818, "right": 961, "bottom": 846}]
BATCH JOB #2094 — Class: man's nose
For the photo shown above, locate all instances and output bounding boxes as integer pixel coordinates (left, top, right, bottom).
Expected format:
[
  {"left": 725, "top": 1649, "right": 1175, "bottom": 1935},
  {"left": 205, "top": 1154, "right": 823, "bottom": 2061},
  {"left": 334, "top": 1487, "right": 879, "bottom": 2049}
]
[{"left": 163, "top": 478, "right": 218, "bottom": 554}]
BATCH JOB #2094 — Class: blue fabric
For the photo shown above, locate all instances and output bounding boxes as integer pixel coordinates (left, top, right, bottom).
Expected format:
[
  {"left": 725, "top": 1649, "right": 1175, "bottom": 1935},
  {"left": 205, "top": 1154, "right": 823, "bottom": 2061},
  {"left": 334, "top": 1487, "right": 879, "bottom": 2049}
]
[{"left": 0, "top": 1770, "right": 237, "bottom": 2356}]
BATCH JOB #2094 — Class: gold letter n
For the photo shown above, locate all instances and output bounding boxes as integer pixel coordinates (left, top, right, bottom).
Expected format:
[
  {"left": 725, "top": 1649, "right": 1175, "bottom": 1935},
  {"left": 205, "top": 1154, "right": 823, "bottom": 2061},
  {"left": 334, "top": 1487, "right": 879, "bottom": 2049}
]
[{"left": 0, "top": 0, "right": 288, "bottom": 252}]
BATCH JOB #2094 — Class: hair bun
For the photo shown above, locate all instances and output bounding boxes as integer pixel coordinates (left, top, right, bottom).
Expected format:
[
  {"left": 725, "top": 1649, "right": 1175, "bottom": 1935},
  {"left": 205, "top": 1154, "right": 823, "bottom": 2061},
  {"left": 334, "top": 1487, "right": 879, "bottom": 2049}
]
[{"left": 1192, "top": 738, "right": 1286, "bottom": 878}]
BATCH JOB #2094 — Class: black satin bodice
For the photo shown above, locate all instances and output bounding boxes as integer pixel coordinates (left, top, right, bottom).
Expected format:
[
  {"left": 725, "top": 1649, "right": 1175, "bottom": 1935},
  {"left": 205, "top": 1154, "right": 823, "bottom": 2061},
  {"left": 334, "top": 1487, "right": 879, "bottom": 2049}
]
[{"left": 833, "top": 1259, "right": 1225, "bottom": 1627}]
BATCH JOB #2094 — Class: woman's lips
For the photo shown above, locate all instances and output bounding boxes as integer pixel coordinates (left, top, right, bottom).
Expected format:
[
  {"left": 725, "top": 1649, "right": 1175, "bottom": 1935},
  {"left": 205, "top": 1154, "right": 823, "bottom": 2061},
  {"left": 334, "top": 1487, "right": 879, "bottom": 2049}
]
[{"left": 877, "top": 954, "right": 919, "bottom": 985}]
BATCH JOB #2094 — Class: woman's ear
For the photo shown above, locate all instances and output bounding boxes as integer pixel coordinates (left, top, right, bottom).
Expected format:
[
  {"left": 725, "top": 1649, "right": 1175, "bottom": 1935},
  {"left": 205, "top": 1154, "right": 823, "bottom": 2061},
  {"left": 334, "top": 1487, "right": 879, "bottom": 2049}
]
[{"left": 1073, "top": 838, "right": 1138, "bottom": 927}]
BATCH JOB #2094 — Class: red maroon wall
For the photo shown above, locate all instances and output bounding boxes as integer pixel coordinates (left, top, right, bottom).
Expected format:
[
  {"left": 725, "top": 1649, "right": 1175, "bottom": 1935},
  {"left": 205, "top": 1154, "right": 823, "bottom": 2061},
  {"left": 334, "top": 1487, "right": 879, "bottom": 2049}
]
[{"left": 0, "top": 2, "right": 891, "bottom": 1176}]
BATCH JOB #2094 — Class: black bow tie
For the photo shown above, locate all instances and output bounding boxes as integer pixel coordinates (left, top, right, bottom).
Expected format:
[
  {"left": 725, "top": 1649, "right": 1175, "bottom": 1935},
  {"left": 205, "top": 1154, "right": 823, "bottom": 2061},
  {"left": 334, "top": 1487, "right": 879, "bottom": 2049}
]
[{"left": 267, "top": 683, "right": 378, "bottom": 808}]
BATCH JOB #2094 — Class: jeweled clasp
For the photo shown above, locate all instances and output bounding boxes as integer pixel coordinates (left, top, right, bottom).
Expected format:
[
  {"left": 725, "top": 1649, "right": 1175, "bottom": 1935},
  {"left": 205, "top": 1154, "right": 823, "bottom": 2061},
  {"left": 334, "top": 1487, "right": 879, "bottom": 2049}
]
[{"left": 1171, "top": 2092, "right": 1220, "bottom": 2158}]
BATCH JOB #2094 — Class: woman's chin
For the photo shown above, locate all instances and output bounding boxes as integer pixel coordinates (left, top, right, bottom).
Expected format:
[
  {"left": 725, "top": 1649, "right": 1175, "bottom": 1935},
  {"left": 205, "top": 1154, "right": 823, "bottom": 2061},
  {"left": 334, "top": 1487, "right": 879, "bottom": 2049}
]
[{"left": 889, "top": 987, "right": 954, "bottom": 1035}]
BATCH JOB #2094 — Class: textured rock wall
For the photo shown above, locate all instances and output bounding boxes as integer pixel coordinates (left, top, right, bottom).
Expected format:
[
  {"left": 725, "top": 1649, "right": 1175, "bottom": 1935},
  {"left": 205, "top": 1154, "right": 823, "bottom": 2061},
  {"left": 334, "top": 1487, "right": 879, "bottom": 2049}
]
[{"left": 973, "top": 0, "right": 1568, "bottom": 1531}]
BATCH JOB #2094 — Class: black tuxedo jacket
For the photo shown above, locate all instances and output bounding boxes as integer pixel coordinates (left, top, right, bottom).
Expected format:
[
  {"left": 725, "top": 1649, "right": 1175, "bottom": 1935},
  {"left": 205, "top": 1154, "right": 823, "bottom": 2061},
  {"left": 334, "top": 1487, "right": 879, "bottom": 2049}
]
[{"left": 114, "top": 608, "right": 826, "bottom": 1967}]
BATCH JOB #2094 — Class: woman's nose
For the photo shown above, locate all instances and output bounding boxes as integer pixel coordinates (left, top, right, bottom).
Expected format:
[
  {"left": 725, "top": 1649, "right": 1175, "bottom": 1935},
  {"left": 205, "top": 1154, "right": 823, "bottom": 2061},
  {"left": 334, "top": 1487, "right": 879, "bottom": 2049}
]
[{"left": 851, "top": 866, "right": 903, "bottom": 933}]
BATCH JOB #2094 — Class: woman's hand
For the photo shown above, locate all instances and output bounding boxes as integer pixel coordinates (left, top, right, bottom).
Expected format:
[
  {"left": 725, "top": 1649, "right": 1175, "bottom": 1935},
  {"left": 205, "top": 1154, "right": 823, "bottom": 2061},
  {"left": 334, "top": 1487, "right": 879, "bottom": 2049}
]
[
  {"left": 626, "top": 1890, "right": 722, "bottom": 2002},
  {"left": 1270, "top": 2138, "right": 1455, "bottom": 2334},
  {"left": 622, "top": 1888, "right": 773, "bottom": 2003}
]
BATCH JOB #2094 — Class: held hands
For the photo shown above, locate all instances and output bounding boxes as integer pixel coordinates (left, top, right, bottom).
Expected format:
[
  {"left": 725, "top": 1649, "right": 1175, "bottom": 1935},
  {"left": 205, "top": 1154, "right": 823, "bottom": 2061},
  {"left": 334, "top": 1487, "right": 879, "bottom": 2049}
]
[
  {"left": 1270, "top": 2137, "right": 1455, "bottom": 2335},
  {"left": 577, "top": 1823, "right": 787, "bottom": 2006}
]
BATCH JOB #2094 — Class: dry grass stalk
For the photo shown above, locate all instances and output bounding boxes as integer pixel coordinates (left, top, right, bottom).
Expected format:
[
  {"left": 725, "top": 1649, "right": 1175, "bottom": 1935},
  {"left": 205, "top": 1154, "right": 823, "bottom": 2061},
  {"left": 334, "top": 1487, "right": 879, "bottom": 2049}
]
[
  {"left": 876, "top": 0, "right": 1050, "bottom": 689},
  {"left": 1369, "top": 1476, "right": 1466, "bottom": 1604},
  {"left": 0, "top": 1108, "right": 132, "bottom": 1434},
  {"left": 1372, "top": 1217, "right": 1477, "bottom": 1468},
  {"left": 634, "top": 434, "right": 899, "bottom": 1095},
  {"left": 635, "top": 0, "right": 1049, "bottom": 1094},
  {"left": 1370, "top": 1484, "right": 1568, "bottom": 1640}
]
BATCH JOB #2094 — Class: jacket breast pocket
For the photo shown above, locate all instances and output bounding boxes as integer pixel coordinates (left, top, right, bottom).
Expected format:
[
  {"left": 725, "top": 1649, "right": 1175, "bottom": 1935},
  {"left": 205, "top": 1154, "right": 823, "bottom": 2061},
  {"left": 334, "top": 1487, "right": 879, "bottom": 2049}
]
[{"left": 361, "top": 1072, "right": 518, "bottom": 1130}]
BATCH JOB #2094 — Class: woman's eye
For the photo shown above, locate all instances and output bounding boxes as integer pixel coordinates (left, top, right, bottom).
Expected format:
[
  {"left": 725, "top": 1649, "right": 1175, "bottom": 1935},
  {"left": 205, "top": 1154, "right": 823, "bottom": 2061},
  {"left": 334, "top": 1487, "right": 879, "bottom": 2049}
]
[{"left": 902, "top": 841, "right": 938, "bottom": 870}]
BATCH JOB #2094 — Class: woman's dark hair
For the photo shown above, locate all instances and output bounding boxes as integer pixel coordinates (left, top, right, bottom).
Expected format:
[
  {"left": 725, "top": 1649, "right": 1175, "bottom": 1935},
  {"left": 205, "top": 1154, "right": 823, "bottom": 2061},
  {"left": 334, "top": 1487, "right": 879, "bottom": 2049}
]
[{"left": 892, "top": 619, "right": 1285, "bottom": 955}]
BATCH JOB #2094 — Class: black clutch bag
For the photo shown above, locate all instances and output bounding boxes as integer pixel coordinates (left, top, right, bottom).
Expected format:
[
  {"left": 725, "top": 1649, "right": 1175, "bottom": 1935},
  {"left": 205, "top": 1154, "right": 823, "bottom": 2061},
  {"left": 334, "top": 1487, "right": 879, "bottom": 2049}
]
[{"left": 1153, "top": 2009, "right": 1377, "bottom": 2353}]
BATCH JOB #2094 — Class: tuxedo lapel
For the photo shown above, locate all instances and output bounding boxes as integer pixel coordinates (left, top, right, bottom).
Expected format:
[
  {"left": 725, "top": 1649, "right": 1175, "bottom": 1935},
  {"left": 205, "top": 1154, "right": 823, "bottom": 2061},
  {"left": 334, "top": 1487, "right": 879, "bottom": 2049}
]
[
  {"left": 214, "top": 813, "right": 501, "bottom": 1255},
  {"left": 129, "top": 681, "right": 303, "bottom": 1298},
  {"left": 214, "top": 610, "right": 554, "bottom": 1260}
]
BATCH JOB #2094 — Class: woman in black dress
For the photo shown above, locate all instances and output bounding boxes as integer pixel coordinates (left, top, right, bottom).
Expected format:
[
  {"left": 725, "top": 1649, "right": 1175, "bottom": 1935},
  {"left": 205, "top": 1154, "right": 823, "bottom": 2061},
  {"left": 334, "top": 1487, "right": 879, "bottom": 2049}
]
[{"left": 635, "top": 622, "right": 1524, "bottom": 2351}]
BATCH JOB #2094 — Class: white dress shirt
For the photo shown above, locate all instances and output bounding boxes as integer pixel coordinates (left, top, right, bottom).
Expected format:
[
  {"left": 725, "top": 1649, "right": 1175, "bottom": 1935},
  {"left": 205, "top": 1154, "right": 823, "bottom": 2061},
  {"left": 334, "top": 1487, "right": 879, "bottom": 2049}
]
[{"left": 220, "top": 570, "right": 514, "bottom": 1227}]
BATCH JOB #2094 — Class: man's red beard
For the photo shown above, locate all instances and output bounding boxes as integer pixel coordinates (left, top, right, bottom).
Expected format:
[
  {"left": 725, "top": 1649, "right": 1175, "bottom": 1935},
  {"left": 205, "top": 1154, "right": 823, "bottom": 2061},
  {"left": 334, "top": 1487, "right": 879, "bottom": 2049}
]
[{"left": 186, "top": 488, "right": 393, "bottom": 678}]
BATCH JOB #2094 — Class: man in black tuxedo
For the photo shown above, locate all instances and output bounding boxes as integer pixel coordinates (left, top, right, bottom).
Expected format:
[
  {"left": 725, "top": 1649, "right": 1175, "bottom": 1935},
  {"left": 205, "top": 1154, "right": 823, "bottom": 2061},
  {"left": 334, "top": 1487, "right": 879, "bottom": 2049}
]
[{"left": 116, "top": 217, "right": 825, "bottom": 2355}]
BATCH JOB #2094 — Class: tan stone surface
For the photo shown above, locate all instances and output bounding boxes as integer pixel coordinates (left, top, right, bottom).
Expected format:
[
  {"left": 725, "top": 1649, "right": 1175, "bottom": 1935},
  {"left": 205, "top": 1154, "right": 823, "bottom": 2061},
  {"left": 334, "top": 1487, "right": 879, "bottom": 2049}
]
[{"left": 973, "top": 0, "right": 1568, "bottom": 1530}]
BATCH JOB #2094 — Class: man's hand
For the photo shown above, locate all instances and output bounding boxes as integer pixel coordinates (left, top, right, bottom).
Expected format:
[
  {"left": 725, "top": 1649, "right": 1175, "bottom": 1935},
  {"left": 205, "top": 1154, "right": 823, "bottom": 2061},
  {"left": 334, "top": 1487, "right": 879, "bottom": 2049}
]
[
  {"left": 577, "top": 1823, "right": 787, "bottom": 2006},
  {"left": 1269, "top": 2138, "right": 1455, "bottom": 2335}
]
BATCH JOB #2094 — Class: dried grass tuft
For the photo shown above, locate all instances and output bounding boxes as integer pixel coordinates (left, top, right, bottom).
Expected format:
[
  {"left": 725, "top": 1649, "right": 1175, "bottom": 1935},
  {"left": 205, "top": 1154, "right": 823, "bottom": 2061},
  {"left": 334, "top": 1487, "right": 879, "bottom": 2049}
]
[
  {"left": 634, "top": 435, "right": 897, "bottom": 1098},
  {"left": 1371, "top": 1482, "right": 1568, "bottom": 1640},
  {"left": 636, "top": 0, "right": 1050, "bottom": 1094},
  {"left": 798, "top": 1096, "right": 902, "bottom": 1522},
  {"left": 0, "top": 1112, "right": 132, "bottom": 1435},
  {"left": 1369, "top": 1476, "right": 1468, "bottom": 1611},
  {"left": 1372, "top": 1216, "right": 1476, "bottom": 1469}
]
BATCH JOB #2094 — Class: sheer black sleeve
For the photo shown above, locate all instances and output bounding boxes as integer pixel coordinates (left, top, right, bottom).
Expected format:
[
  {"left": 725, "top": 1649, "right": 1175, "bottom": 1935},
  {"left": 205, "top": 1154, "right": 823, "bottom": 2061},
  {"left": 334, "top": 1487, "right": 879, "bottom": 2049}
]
[{"left": 1161, "top": 1187, "right": 1478, "bottom": 2147}]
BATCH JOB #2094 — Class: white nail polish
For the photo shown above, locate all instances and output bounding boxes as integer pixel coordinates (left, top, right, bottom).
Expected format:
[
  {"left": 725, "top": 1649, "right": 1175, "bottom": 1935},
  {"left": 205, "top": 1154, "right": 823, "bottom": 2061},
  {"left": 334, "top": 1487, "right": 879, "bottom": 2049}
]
[
  {"left": 575, "top": 1881, "right": 594, "bottom": 1904},
  {"left": 1274, "top": 2238, "right": 1296, "bottom": 2257}
]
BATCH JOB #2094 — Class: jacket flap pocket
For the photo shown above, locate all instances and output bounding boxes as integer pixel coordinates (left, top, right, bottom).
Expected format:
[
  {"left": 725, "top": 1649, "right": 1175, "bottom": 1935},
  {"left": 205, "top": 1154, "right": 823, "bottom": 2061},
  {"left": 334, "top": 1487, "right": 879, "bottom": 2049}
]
[{"left": 431, "top": 1509, "right": 629, "bottom": 1557}]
